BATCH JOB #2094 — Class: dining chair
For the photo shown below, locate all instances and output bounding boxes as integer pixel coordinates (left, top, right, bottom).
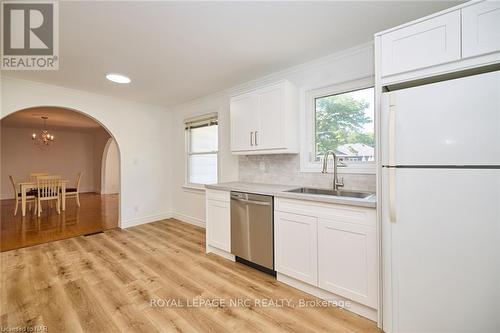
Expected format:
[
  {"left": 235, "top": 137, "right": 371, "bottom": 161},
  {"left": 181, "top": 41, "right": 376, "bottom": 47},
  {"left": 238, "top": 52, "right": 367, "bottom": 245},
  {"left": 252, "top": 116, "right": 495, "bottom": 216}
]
[
  {"left": 31, "top": 172, "right": 55, "bottom": 208},
  {"left": 30, "top": 172, "right": 49, "bottom": 182},
  {"left": 9, "top": 175, "right": 36, "bottom": 216},
  {"left": 65, "top": 172, "right": 82, "bottom": 207},
  {"left": 34, "top": 175, "right": 62, "bottom": 217}
]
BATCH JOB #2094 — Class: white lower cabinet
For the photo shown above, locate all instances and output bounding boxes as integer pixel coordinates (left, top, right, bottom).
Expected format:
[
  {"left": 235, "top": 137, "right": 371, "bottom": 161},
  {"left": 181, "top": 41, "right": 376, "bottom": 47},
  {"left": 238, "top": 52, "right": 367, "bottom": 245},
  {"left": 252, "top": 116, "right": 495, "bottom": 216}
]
[
  {"left": 274, "top": 212, "right": 318, "bottom": 286},
  {"left": 318, "top": 218, "right": 377, "bottom": 309},
  {"left": 206, "top": 190, "right": 231, "bottom": 253},
  {"left": 274, "top": 198, "right": 378, "bottom": 312}
]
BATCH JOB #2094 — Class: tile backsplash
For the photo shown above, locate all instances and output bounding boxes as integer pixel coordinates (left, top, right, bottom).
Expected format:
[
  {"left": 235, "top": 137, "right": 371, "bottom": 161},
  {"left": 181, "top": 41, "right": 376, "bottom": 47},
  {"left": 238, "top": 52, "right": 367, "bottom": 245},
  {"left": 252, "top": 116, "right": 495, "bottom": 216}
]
[{"left": 239, "top": 154, "right": 376, "bottom": 192}]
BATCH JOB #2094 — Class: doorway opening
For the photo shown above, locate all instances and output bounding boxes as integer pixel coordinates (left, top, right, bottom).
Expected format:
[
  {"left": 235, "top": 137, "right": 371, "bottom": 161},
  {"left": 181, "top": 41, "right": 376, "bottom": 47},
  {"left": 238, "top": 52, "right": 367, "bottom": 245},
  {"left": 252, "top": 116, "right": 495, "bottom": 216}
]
[{"left": 0, "top": 106, "right": 121, "bottom": 251}]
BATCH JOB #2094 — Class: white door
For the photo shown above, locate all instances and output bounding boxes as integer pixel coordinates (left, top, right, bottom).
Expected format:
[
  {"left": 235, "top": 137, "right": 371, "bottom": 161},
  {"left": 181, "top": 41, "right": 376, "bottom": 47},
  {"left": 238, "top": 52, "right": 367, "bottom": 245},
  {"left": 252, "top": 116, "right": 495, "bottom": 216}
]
[
  {"left": 462, "top": 1, "right": 500, "bottom": 58},
  {"left": 381, "top": 71, "right": 500, "bottom": 166},
  {"left": 382, "top": 168, "right": 500, "bottom": 333},
  {"left": 380, "top": 10, "right": 461, "bottom": 77},
  {"left": 206, "top": 199, "right": 230, "bottom": 252},
  {"left": 256, "top": 84, "right": 284, "bottom": 150},
  {"left": 318, "top": 219, "right": 377, "bottom": 308},
  {"left": 230, "top": 93, "right": 259, "bottom": 151},
  {"left": 274, "top": 211, "right": 318, "bottom": 285}
]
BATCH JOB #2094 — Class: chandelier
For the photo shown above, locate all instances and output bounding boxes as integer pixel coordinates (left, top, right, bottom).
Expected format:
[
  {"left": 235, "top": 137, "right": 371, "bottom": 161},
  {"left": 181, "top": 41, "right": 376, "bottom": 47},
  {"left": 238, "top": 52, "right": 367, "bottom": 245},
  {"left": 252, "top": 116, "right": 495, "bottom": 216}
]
[{"left": 32, "top": 116, "right": 55, "bottom": 147}]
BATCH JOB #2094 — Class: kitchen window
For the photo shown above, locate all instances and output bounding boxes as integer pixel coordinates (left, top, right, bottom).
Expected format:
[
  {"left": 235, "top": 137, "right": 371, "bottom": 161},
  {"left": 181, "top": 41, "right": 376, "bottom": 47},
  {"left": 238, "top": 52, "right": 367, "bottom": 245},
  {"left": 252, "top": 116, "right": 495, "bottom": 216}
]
[
  {"left": 185, "top": 114, "right": 218, "bottom": 187},
  {"left": 301, "top": 78, "right": 375, "bottom": 173}
]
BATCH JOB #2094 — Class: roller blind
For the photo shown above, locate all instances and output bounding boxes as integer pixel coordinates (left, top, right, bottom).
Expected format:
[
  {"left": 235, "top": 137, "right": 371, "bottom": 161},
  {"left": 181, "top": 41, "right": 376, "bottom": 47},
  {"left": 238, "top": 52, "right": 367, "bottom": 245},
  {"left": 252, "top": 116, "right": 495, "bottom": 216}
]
[
  {"left": 185, "top": 114, "right": 218, "bottom": 185},
  {"left": 184, "top": 113, "right": 218, "bottom": 130}
]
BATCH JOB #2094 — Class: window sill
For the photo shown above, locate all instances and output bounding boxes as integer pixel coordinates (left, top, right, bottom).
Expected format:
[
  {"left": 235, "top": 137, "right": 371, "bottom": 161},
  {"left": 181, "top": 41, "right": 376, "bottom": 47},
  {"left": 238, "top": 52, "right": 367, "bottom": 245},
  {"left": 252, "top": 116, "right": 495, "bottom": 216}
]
[
  {"left": 300, "top": 163, "right": 376, "bottom": 175},
  {"left": 182, "top": 184, "right": 207, "bottom": 192}
]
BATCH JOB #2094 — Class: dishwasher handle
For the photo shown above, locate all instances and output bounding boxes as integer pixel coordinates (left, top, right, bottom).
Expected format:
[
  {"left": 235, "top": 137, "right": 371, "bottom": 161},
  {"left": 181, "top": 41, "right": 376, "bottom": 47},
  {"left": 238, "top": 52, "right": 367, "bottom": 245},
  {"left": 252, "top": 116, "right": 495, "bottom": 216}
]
[{"left": 231, "top": 197, "right": 272, "bottom": 206}]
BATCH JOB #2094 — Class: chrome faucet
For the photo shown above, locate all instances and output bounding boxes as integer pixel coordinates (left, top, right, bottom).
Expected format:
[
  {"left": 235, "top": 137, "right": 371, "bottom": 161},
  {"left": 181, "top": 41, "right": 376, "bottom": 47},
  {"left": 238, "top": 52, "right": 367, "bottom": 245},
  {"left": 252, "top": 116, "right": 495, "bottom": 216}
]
[{"left": 321, "top": 151, "right": 346, "bottom": 191}]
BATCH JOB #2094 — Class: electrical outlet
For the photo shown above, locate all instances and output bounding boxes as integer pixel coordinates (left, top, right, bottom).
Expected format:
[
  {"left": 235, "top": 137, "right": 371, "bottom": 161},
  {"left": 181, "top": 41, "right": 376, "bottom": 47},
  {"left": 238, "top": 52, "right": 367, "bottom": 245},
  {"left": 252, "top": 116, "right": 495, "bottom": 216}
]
[{"left": 259, "top": 161, "right": 266, "bottom": 171}]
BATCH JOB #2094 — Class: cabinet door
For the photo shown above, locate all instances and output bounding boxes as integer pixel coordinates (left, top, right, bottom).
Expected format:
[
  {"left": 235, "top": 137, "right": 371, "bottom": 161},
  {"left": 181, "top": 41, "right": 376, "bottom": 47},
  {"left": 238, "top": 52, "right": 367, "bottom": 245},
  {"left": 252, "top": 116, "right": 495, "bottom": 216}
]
[
  {"left": 230, "top": 93, "right": 259, "bottom": 151},
  {"left": 318, "top": 219, "right": 377, "bottom": 308},
  {"left": 381, "top": 10, "right": 461, "bottom": 77},
  {"left": 206, "top": 199, "right": 230, "bottom": 252},
  {"left": 462, "top": 1, "right": 500, "bottom": 58},
  {"left": 275, "top": 211, "right": 317, "bottom": 285},
  {"left": 256, "top": 84, "right": 284, "bottom": 150}
]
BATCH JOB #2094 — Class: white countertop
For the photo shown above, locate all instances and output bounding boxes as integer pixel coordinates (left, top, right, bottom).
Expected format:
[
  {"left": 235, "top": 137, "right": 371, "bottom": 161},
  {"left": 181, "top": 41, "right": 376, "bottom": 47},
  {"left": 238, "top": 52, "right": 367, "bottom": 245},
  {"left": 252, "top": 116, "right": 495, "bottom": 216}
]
[{"left": 205, "top": 182, "right": 376, "bottom": 208}]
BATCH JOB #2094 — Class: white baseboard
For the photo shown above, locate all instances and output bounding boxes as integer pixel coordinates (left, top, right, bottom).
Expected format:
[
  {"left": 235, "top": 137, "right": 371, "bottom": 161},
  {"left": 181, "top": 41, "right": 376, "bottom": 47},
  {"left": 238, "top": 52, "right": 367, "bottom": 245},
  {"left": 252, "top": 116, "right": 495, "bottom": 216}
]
[
  {"left": 277, "top": 273, "right": 378, "bottom": 322},
  {"left": 100, "top": 190, "right": 119, "bottom": 195},
  {"left": 104, "top": 210, "right": 205, "bottom": 230},
  {"left": 121, "top": 212, "right": 173, "bottom": 228},
  {"left": 171, "top": 212, "right": 206, "bottom": 228},
  {"left": 206, "top": 245, "right": 235, "bottom": 261}
]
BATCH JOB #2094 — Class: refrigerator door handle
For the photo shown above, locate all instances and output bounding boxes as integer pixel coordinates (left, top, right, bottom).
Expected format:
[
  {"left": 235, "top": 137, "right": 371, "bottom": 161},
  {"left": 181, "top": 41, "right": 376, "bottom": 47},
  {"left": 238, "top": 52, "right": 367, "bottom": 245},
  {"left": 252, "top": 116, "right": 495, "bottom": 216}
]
[
  {"left": 389, "top": 168, "right": 397, "bottom": 223},
  {"left": 388, "top": 94, "right": 397, "bottom": 166}
]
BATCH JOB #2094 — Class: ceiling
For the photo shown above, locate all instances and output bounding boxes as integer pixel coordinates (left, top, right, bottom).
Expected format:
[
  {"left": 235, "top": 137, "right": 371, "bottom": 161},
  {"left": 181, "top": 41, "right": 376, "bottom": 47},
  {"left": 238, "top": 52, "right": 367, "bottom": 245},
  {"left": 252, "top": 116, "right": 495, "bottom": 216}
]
[
  {"left": 1, "top": 107, "right": 102, "bottom": 131},
  {"left": 3, "top": 1, "right": 462, "bottom": 108}
]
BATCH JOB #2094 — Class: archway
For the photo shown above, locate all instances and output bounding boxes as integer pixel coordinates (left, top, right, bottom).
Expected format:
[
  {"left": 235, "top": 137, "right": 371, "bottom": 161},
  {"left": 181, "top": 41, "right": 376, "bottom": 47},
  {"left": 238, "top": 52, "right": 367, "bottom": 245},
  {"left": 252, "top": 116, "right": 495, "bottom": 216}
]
[
  {"left": 0, "top": 106, "right": 122, "bottom": 251},
  {"left": 101, "top": 138, "right": 120, "bottom": 195}
]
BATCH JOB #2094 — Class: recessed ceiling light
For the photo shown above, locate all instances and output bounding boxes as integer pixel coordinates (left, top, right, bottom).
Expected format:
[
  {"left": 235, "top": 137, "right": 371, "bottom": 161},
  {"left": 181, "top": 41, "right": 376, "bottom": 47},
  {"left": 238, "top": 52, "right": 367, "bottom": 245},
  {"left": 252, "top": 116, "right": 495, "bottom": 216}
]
[{"left": 106, "top": 73, "right": 131, "bottom": 84}]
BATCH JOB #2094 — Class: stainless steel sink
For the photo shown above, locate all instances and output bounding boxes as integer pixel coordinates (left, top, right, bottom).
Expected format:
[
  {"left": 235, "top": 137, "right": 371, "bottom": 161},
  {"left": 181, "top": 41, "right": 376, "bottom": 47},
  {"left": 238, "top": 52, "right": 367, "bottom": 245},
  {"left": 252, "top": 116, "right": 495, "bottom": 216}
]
[{"left": 285, "top": 187, "right": 375, "bottom": 199}]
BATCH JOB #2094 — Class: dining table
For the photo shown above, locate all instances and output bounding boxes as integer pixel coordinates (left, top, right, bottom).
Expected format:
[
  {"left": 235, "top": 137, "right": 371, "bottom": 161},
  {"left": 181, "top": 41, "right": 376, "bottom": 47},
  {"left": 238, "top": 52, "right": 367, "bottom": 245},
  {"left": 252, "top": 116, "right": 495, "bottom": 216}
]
[{"left": 19, "top": 180, "right": 69, "bottom": 216}]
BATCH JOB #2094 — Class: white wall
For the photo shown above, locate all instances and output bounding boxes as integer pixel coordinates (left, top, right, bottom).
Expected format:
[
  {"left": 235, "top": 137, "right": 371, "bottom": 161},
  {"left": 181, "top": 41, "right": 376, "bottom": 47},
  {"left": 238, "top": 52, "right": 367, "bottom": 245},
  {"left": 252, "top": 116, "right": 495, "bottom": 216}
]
[
  {"left": 102, "top": 138, "right": 120, "bottom": 194},
  {"left": 0, "top": 126, "right": 109, "bottom": 199},
  {"left": 1, "top": 42, "right": 374, "bottom": 228},
  {"left": 170, "top": 42, "right": 375, "bottom": 225},
  {"left": 92, "top": 127, "right": 112, "bottom": 192},
  {"left": 1, "top": 77, "right": 172, "bottom": 228},
  {"left": 171, "top": 95, "right": 239, "bottom": 226}
]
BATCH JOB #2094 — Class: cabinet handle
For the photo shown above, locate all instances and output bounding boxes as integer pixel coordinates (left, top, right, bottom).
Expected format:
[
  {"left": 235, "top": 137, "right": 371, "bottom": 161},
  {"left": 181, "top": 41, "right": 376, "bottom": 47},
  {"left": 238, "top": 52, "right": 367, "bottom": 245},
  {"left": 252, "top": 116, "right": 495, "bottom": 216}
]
[
  {"left": 388, "top": 94, "right": 396, "bottom": 166},
  {"left": 255, "top": 131, "right": 258, "bottom": 146},
  {"left": 389, "top": 168, "right": 397, "bottom": 224},
  {"left": 250, "top": 131, "right": 254, "bottom": 146}
]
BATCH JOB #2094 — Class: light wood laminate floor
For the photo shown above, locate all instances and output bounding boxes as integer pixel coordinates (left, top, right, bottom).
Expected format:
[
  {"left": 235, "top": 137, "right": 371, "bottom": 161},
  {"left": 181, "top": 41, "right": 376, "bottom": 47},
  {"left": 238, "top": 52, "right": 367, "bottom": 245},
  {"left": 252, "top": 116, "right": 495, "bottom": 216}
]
[
  {"left": 0, "top": 219, "right": 381, "bottom": 332},
  {"left": 1, "top": 193, "right": 118, "bottom": 252}
]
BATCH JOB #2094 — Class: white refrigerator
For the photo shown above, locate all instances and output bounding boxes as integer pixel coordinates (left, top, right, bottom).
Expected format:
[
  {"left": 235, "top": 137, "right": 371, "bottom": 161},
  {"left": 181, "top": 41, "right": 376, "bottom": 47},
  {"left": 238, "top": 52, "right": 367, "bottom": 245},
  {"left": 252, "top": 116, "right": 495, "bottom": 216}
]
[{"left": 381, "top": 71, "right": 500, "bottom": 333}]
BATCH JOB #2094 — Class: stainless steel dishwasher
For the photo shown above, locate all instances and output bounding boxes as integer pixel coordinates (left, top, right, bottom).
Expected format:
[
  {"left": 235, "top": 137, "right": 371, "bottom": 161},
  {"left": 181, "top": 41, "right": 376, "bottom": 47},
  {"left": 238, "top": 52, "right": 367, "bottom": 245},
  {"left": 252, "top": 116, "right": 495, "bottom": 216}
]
[{"left": 230, "top": 191, "right": 274, "bottom": 275}]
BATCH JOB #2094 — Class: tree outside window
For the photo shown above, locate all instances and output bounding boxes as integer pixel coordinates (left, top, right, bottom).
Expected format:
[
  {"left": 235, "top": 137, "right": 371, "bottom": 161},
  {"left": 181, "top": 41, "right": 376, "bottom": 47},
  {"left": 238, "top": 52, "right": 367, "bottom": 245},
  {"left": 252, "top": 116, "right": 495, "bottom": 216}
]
[{"left": 314, "top": 87, "right": 374, "bottom": 163}]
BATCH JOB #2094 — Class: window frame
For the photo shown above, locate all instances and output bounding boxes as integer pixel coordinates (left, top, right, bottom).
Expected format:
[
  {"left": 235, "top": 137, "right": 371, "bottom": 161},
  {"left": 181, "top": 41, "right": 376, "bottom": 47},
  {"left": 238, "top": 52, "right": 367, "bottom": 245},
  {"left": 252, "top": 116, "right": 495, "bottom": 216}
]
[
  {"left": 184, "top": 113, "right": 219, "bottom": 190},
  {"left": 300, "top": 77, "right": 376, "bottom": 174}
]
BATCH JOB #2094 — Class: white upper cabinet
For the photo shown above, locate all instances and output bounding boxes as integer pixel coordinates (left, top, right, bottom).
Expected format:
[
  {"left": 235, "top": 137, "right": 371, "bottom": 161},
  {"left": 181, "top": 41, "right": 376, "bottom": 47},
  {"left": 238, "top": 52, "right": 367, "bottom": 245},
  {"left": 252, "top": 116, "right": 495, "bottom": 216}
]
[
  {"left": 257, "top": 84, "right": 284, "bottom": 149},
  {"left": 230, "top": 80, "right": 298, "bottom": 154},
  {"left": 377, "top": 1, "right": 500, "bottom": 84},
  {"left": 380, "top": 10, "right": 461, "bottom": 77},
  {"left": 230, "top": 93, "right": 259, "bottom": 152},
  {"left": 462, "top": 1, "right": 500, "bottom": 58}
]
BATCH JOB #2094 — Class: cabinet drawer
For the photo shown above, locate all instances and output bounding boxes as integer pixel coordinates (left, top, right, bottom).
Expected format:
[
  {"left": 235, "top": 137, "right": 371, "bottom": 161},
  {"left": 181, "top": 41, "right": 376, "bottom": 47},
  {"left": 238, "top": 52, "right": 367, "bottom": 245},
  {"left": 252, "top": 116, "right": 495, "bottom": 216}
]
[
  {"left": 206, "top": 189, "right": 230, "bottom": 203},
  {"left": 275, "top": 198, "right": 376, "bottom": 227},
  {"left": 381, "top": 10, "right": 461, "bottom": 77},
  {"left": 462, "top": 1, "right": 500, "bottom": 58}
]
